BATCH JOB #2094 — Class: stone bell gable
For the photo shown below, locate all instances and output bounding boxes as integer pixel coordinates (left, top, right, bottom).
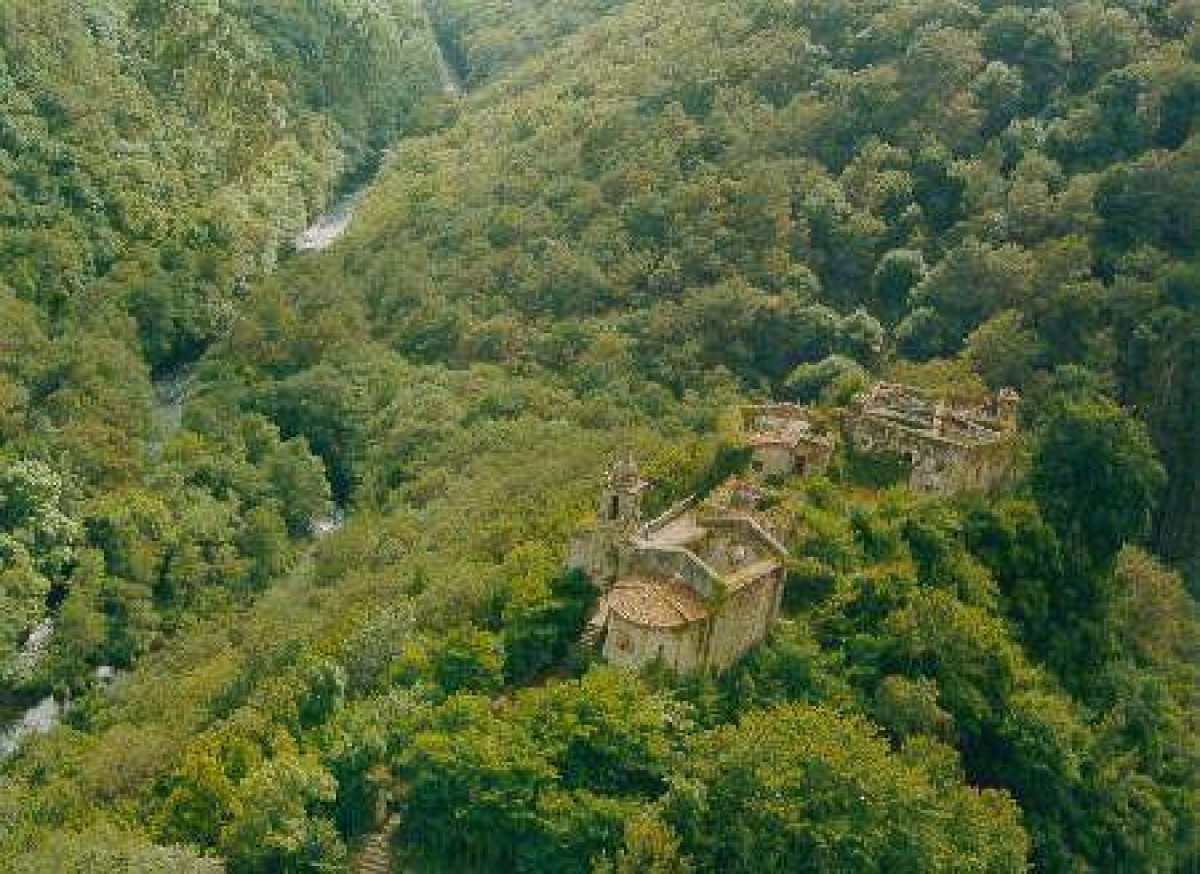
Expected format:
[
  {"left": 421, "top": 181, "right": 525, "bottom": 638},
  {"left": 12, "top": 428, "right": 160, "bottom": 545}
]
[
  {"left": 568, "top": 455, "right": 650, "bottom": 588},
  {"left": 845, "top": 382, "right": 1019, "bottom": 494},
  {"left": 570, "top": 458, "right": 789, "bottom": 674}
]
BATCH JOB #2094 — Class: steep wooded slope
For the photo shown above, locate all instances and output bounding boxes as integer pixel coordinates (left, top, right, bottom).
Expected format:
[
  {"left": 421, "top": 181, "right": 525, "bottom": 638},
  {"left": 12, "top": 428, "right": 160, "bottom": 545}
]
[
  {"left": 0, "top": 0, "right": 443, "bottom": 733},
  {"left": 340, "top": 0, "right": 1200, "bottom": 574},
  {"left": 1, "top": 0, "right": 441, "bottom": 367},
  {"left": 1, "top": 2, "right": 1196, "bottom": 871}
]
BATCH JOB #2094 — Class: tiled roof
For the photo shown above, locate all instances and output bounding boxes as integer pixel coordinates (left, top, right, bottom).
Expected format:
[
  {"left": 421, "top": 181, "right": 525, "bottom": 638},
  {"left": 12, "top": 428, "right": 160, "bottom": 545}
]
[{"left": 608, "top": 578, "right": 712, "bottom": 629}]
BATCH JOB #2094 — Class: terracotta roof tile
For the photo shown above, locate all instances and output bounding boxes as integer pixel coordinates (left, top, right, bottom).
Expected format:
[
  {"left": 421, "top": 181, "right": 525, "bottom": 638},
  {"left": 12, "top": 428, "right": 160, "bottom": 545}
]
[{"left": 608, "top": 579, "right": 711, "bottom": 629}]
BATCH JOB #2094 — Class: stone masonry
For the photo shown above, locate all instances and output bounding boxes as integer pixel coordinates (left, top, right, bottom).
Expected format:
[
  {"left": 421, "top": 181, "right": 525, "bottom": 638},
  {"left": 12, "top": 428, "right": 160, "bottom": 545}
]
[
  {"left": 569, "top": 458, "right": 788, "bottom": 674},
  {"left": 844, "top": 382, "right": 1019, "bottom": 494}
]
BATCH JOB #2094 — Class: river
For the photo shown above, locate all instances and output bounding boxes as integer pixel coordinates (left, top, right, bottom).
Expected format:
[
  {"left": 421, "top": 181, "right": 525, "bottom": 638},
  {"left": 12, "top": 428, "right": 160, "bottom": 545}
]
[
  {"left": 0, "top": 620, "right": 61, "bottom": 760},
  {"left": 435, "top": 32, "right": 467, "bottom": 97},
  {"left": 293, "top": 28, "right": 464, "bottom": 253},
  {"left": 0, "top": 661, "right": 120, "bottom": 760},
  {"left": 152, "top": 362, "right": 194, "bottom": 446},
  {"left": 294, "top": 191, "right": 365, "bottom": 252},
  {"left": 3, "top": 23, "right": 467, "bottom": 764},
  {"left": 0, "top": 696, "right": 62, "bottom": 759}
]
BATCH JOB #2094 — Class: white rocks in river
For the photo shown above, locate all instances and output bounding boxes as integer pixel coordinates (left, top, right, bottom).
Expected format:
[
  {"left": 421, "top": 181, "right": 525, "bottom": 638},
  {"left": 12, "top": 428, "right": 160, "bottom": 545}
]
[
  {"left": 9, "top": 617, "right": 54, "bottom": 678},
  {"left": 0, "top": 696, "right": 62, "bottom": 759},
  {"left": 311, "top": 506, "right": 346, "bottom": 537},
  {"left": 20, "top": 618, "right": 53, "bottom": 660},
  {"left": 295, "top": 194, "right": 362, "bottom": 252}
]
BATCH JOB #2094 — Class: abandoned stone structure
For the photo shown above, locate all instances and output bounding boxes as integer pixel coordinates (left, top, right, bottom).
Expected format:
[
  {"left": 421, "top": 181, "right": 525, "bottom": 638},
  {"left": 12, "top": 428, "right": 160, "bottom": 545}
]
[
  {"left": 741, "top": 404, "right": 836, "bottom": 479},
  {"left": 844, "top": 382, "right": 1019, "bottom": 494},
  {"left": 570, "top": 458, "right": 788, "bottom": 674}
]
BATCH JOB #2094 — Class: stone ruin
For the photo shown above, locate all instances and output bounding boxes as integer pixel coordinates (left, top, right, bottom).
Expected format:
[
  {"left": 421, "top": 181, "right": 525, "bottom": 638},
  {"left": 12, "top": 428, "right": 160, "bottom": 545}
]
[
  {"left": 564, "top": 385, "right": 1019, "bottom": 674},
  {"left": 736, "top": 384, "right": 1020, "bottom": 496},
  {"left": 844, "top": 382, "right": 1019, "bottom": 494},
  {"left": 740, "top": 404, "right": 836, "bottom": 479}
]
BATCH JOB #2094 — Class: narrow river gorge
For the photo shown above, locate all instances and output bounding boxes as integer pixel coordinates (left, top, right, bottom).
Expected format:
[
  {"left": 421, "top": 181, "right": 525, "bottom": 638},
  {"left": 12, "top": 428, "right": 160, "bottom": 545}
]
[
  {"left": 295, "top": 22, "right": 465, "bottom": 253},
  {"left": 1, "top": 21, "right": 468, "bottom": 762}
]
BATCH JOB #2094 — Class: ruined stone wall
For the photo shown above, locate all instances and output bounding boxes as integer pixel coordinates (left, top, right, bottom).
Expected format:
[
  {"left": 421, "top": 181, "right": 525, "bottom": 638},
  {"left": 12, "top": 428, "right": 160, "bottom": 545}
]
[
  {"left": 702, "top": 515, "right": 774, "bottom": 559},
  {"left": 752, "top": 445, "right": 795, "bottom": 478},
  {"left": 628, "top": 546, "right": 721, "bottom": 599},
  {"left": 798, "top": 441, "right": 834, "bottom": 476},
  {"left": 696, "top": 530, "right": 767, "bottom": 575},
  {"left": 707, "top": 572, "right": 780, "bottom": 669},
  {"left": 847, "top": 415, "right": 925, "bottom": 460},
  {"left": 847, "top": 415, "right": 1013, "bottom": 495},
  {"left": 957, "top": 442, "right": 1014, "bottom": 492},
  {"left": 910, "top": 444, "right": 968, "bottom": 493}
]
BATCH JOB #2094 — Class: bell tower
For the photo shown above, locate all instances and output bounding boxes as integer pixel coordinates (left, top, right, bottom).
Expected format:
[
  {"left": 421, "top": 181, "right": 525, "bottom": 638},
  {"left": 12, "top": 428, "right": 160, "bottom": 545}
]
[
  {"left": 995, "top": 388, "right": 1020, "bottom": 430},
  {"left": 598, "top": 455, "right": 648, "bottom": 532},
  {"left": 568, "top": 456, "right": 648, "bottom": 587}
]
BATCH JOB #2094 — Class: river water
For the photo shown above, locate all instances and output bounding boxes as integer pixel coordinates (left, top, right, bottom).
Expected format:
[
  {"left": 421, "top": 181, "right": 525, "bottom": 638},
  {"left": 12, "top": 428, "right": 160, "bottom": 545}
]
[
  {"left": 294, "top": 191, "right": 365, "bottom": 252},
  {"left": 436, "top": 38, "right": 466, "bottom": 97},
  {"left": 0, "top": 696, "right": 61, "bottom": 759},
  {"left": 152, "top": 362, "right": 194, "bottom": 446},
  {"left": 0, "top": 341, "right": 192, "bottom": 761},
  {"left": 293, "top": 35, "right": 464, "bottom": 253},
  {"left": 0, "top": 661, "right": 119, "bottom": 760},
  {"left": 3, "top": 29, "right": 466, "bottom": 763},
  {"left": 0, "top": 620, "right": 60, "bottom": 759}
]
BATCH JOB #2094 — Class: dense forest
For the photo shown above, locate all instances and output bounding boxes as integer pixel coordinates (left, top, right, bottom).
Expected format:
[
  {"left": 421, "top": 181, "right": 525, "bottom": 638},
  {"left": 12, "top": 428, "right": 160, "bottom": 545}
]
[{"left": 1, "top": 0, "right": 1197, "bottom": 871}]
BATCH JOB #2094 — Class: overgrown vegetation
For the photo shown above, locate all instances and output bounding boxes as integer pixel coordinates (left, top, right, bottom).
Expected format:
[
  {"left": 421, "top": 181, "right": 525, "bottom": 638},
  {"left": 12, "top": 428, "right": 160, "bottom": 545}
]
[
  {"left": 1, "top": 0, "right": 1197, "bottom": 871},
  {"left": 0, "top": 0, "right": 443, "bottom": 697}
]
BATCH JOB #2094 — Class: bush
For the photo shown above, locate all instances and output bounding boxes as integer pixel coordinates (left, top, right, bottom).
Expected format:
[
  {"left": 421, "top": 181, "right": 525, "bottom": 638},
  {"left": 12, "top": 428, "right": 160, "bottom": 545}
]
[{"left": 784, "top": 355, "right": 869, "bottom": 404}]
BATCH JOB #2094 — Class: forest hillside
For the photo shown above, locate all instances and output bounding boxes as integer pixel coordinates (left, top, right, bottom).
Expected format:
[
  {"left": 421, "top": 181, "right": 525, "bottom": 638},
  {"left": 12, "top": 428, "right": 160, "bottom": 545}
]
[{"left": 1, "top": 1, "right": 1197, "bottom": 871}]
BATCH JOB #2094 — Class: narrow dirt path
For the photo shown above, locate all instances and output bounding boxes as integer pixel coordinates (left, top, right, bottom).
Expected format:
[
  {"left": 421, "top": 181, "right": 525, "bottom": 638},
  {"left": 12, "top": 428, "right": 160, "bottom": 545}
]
[{"left": 356, "top": 814, "right": 401, "bottom": 874}]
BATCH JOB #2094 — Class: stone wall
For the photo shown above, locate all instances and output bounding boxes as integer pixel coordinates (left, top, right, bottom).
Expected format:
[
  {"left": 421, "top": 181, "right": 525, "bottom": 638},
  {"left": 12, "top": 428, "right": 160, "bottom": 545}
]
[
  {"left": 603, "top": 616, "right": 705, "bottom": 673},
  {"left": 628, "top": 545, "right": 722, "bottom": 600},
  {"left": 846, "top": 416, "right": 1013, "bottom": 495},
  {"left": 751, "top": 444, "right": 795, "bottom": 478},
  {"left": 707, "top": 571, "right": 780, "bottom": 669}
]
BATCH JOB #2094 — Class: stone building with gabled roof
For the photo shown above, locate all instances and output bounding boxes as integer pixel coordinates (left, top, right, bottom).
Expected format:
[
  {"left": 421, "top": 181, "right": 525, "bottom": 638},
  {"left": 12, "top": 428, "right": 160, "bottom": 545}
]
[
  {"left": 741, "top": 403, "right": 836, "bottom": 479},
  {"left": 570, "top": 458, "right": 788, "bottom": 674}
]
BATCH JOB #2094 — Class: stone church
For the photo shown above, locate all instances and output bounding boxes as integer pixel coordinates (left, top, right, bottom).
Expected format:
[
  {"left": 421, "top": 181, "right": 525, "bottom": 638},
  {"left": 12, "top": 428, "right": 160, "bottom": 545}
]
[{"left": 569, "top": 458, "right": 788, "bottom": 674}]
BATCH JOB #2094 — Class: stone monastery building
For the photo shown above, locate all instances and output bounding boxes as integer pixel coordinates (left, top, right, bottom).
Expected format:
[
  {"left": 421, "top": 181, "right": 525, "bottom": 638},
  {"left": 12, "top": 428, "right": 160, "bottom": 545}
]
[
  {"left": 844, "top": 382, "right": 1019, "bottom": 494},
  {"left": 570, "top": 458, "right": 788, "bottom": 674},
  {"left": 567, "top": 384, "right": 1019, "bottom": 674},
  {"left": 742, "top": 403, "right": 836, "bottom": 479}
]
